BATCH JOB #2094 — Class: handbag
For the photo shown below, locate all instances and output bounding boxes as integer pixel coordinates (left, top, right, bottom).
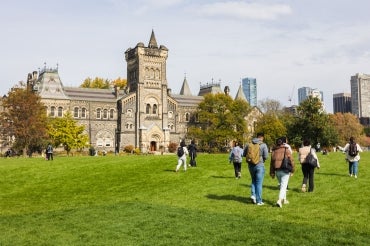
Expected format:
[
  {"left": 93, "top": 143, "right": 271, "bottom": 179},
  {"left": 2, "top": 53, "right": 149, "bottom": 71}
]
[
  {"left": 280, "top": 148, "right": 293, "bottom": 173},
  {"left": 306, "top": 148, "right": 318, "bottom": 168}
]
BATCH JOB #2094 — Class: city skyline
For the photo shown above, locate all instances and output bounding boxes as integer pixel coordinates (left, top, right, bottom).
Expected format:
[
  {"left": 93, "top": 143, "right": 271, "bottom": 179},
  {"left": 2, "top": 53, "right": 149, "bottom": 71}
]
[{"left": 2, "top": 1, "right": 370, "bottom": 113}]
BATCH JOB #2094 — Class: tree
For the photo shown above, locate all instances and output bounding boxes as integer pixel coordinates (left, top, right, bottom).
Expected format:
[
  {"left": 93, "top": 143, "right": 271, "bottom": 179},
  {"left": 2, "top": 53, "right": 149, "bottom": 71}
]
[
  {"left": 47, "top": 112, "right": 89, "bottom": 155},
  {"left": 329, "top": 113, "right": 363, "bottom": 146},
  {"left": 187, "top": 93, "right": 251, "bottom": 152},
  {"left": 254, "top": 112, "right": 286, "bottom": 148},
  {"left": 288, "top": 96, "right": 337, "bottom": 148},
  {"left": 0, "top": 82, "right": 48, "bottom": 156},
  {"left": 258, "top": 98, "right": 283, "bottom": 114},
  {"left": 111, "top": 77, "right": 127, "bottom": 89},
  {"left": 80, "top": 77, "right": 110, "bottom": 89}
]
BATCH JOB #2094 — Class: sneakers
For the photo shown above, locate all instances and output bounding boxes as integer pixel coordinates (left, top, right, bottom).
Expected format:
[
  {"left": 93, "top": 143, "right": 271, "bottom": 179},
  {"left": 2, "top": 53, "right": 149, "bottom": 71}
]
[
  {"left": 283, "top": 199, "right": 289, "bottom": 204},
  {"left": 276, "top": 200, "right": 282, "bottom": 208},
  {"left": 238, "top": 172, "right": 241, "bottom": 178},
  {"left": 251, "top": 196, "right": 256, "bottom": 204},
  {"left": 301, "top": 184, "right": 307, "bottom": 192},
  {"left": 355, "top": 175, "right": 358, "bottom": 179},
  {"left": 257, "top": 202, "right": 264, "bottom": 206}
]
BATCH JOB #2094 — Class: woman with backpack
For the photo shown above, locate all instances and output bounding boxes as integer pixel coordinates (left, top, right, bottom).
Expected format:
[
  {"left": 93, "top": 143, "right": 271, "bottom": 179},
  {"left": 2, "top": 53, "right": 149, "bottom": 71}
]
[
  {"left": 229, "top": 141, "right": 243, "bottom": 179},
  {"left": 343, "top": 137, "right": 363, "bottom": 178},
  {"left": 175, "top": 141, "right": 189, "bottom": 172},
  {"left": 298, "top": 139, "right": 320, "bottom": 192}
]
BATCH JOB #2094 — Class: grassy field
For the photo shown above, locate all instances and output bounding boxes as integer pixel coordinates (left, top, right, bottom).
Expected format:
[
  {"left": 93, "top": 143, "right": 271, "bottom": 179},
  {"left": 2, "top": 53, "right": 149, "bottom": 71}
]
[{"left": 0, "top": 151, "right": 369, "bottom": 245}]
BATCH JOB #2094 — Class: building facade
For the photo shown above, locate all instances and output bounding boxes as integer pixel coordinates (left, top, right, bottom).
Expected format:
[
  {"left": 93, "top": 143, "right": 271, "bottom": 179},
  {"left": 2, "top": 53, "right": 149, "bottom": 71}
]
[
  {"left": 333, "top": 93, "right": 351, "bottom": 114},
  {"left": 350, "top": 73, "right": 370, "bottom": 118},
  {"left": 298, "top": 86, "right": 324, "bottom": 105},
  {"left": 242, "top": 77, "right": 257, "bottom": 107}
]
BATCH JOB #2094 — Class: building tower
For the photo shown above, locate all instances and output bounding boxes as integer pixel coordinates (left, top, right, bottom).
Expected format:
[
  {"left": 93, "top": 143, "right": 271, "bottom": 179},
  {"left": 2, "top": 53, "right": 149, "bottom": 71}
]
[
  {"left": 298, "top": 86, "right": 324, "bottom": 105},
  {"left": 351, "top": 73, "right": 370, "bottom": 123},
  {"left": 242, "top": 77, "right": 257, "bottom": 106},
  {"left": 333, "top": 93, "right": 351, "bottom": 113}
]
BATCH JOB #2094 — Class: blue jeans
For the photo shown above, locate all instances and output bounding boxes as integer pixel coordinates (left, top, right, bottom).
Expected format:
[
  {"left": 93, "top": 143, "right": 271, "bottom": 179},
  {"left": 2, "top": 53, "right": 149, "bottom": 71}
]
[
  {"left": 248, "top": 163, "right": 265, "bottom": 203},
  {"left": 349, "top": 161, "right": 359, "bottom": 175}
]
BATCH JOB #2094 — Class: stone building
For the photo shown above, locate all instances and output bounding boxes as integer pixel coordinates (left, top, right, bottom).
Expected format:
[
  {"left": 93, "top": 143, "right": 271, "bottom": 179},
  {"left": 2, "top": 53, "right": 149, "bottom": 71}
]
[{"left": 2, "top": 30, "right": 258, "bottom": 154}]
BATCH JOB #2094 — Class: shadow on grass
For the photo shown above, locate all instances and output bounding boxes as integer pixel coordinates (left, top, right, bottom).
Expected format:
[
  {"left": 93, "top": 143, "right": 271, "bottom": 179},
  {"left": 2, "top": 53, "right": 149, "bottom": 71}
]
[
  {"left": 206, "top": 194, "right": 247, "bottom": 204},
  {"left": 316, "top": 172, "right": 349, "bottom": 177},
  {"left": 210, "top": 175, "right": 235, "bottom": 179}
]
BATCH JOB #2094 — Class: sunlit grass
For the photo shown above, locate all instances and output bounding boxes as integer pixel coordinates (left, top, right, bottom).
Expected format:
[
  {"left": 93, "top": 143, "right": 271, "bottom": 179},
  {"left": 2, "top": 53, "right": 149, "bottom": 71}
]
[{"left": 1, "top": 151, "right": 369, "bottom": 245}]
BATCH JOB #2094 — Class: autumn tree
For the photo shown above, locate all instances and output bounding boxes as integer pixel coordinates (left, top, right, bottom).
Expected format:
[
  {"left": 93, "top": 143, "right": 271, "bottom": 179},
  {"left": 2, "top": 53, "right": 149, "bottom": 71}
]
[
  {"left": 329, "top": 113, "right": 363, "bottom": 146},
  {"left": 80, "top": 77, "right": 110, "bottom": 89},
  {"left": 0, "top": 82, "right": 48, "bottom": 156},
  {"left": 187, "top": 93, "right": 251, "bottom": 152},
  {"left": 47, "top": 112, "right": 89, "bottom": 155},
  {"left": 258, "top": 98, "right": 283, "bottom": 114},
  {"left": 111, "top": 77, "right": 127, "bottom": 89}
]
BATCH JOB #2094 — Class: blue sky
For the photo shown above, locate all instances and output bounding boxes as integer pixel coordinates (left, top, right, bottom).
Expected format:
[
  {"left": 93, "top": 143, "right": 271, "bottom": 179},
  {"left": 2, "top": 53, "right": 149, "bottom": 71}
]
[{"left": 2, "top": 0, "right": 370, "bottom": 112}]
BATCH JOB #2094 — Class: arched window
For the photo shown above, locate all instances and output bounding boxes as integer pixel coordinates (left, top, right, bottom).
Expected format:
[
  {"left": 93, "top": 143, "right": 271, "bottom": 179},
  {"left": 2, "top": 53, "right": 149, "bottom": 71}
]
[
  {"left": 109, "top": 109, "right": 114, "bottom": 119},
  {"left": 153, "top": 104, "right": 157, "bottom": 114},
  {"left": 73, "top": 107, "right": 79, "bottom": 118},
  {"left": 103, "top": 109, "right": 108, "bottom": 119},
  {"left": 58, "top": 107, "right": 63, "bottom": 117},
  {"left": 81, "top": 108, "right": 86, "bottom": 118},
  {"left": 127, "top": 109, "right": 133, "bottom": 117},
  {"left": 50, "top": 106, "right": 55, "bottom": 117},
  {"left": 146, "top": 104, "right": 151, "bottom": 114},
  {"left": 97, "top": 108, "right": 101, "bottom": 119},
  {"left": 185, "top": 112, "right": 190, "bottom": 122}
]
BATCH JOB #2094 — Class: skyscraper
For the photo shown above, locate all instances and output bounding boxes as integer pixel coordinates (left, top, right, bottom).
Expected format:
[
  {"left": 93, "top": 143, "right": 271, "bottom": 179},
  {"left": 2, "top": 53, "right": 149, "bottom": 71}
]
[
  {"left": 333, "top": 93, "right": 351, "bottom": 113},
  {"left": 350, "top": 73, "right": 370, "bottom": 118},
  {"left": 298, "top": 86, "right": 324, "bottom": 105},
  {"left": 242, "top": 77, "right": 257, "bottom": 107}
]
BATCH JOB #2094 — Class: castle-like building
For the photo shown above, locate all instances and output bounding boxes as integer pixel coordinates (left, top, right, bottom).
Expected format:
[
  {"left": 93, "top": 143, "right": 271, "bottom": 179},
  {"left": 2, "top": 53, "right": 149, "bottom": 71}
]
[{"left": 23, "top": 31, "right": 259, "bottom": 153}]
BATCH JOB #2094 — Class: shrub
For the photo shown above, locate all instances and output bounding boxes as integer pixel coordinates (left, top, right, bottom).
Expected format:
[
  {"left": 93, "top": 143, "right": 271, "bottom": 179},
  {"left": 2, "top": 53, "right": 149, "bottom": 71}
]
[
  {"left": 123, "top": 145, "right": 135, "bottom": 153},
  {"left": 168, "top": 142, "right": 178, "bottom": 153}
]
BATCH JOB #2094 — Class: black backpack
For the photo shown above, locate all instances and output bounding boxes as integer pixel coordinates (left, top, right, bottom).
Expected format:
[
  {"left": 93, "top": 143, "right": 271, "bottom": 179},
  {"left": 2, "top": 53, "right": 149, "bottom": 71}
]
[
  {"left": 348, "top": 142, "right": 358, "bottom": 157},
  {"left": 177, "top": 147, "right": 184, "bottom": 157}
]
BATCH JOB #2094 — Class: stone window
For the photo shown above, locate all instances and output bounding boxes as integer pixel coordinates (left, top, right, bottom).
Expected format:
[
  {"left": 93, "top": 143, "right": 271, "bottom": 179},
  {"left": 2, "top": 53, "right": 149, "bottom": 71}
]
[
  {"left": 96, "top": 108, "right": 101, "bottom": 119},
  {"left": 58, "top": 107, "right": 63, "bottom": 117},
  {"left": 73, "top": 107, "right": 79, "bottom": 118},
  {"left": 50, "top": 106, "right": 55, "bottom": 117}
]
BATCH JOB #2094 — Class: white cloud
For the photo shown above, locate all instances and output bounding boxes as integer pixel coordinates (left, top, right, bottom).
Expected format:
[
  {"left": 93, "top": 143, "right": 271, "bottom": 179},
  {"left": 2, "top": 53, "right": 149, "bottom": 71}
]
[{"left": 195, "top": 1, "right": 292, "bottom": 20}]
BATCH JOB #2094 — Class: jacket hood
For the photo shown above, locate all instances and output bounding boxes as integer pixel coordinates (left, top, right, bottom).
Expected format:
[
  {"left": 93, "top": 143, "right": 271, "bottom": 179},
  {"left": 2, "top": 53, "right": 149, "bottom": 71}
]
[{"left": 252, "top": 138, "right": 262, "bottom": 144}]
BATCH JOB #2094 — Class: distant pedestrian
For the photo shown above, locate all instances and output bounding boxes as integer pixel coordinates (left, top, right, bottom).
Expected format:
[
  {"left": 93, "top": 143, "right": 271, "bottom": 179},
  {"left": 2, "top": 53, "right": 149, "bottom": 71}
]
[
  {"left": 175, "top": 141, "right": 189, "bottom": 172},
  {"left": 270, "top": 138, "right": 295, "bottom": 208},
  {"left": 46, "top": 143, "right": 53, "bottom": 161},
  {"left": 243, "top": 132, "right": 269, "bottom": 206},
  {"left": 298, "top": 139, "right": 320, "bottom": 192},
  {"left": 229, "top": 141, "right": 243, "bottom": 179},
  {"left": 343, "top": 137, "right": 363, "bottom": 178},
  {"left": 187, "top": 140, "right": 197, "bottom": 167}
]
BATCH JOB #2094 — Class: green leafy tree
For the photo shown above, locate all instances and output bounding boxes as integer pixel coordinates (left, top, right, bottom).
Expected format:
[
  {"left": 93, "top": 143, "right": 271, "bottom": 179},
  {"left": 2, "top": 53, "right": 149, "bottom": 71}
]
[
  {"left": 0, "top": 82, "right": 48, "bottom": 156},
  {"left": 47, "top": 112, "right": 89, "bottom": 155},
  {"left": 288, "top": 96, "right": 336, "bottom": 148},
  {"left": 187, "top": 93, "right": 251, "bottom": 152},
  {"left": 254, "top": 112, "right": 286, "bottom": 148},
  {"left": 80, "top": 77, "right": 110, "bottom": 89}
]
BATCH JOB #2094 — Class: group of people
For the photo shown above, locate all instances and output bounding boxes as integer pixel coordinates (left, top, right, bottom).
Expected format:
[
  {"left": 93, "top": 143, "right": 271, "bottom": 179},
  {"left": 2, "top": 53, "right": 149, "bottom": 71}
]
[
  {"left": 228, "top": 133, "right": 362, "bottom": 208},
  {"left": 175, "top": 140, "right": 197, "bottom": 172}
]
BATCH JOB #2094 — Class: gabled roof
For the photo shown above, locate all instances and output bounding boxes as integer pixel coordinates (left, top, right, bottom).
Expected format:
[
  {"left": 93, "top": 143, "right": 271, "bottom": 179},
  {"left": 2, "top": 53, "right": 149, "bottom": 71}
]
[
  {"left": 148, "top": 29, "right": 158, "bottom": 48},
  {"left": 179, "top": 76, "right": 192, "bottom": 96},
  {"left": 235, "top": 84, "right": 247, "bottom": 101}
]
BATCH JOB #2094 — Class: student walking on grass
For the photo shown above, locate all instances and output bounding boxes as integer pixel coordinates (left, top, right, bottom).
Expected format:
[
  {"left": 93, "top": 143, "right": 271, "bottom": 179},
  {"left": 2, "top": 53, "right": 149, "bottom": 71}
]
[
  {"left": 298, "top": 139, "right": 320, "bottom": 192},
  {"left": 343, "top": 137, "right": 363, "bottom": 178},
  {"left": 175, "top": 141, "right": 189, "bottom": 172},
  {"left": 243, "top": 132, "right": 269, "bottom": 206},
  {"left": 270, "top": 138, "right": 295, "bottom": 208},
  {"left": 229, "top": 141, "right": 243, "bottom": 179}
]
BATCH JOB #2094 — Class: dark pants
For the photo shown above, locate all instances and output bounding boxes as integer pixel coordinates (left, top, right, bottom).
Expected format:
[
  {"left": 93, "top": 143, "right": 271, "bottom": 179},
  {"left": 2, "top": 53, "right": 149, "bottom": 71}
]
[
  {"left": 189, "top": 152, "right": 196, "bottom": 166},
  {"left": 233, "top": 162, "right": 241, "bottom": 177},
  {"left": 302, "top": 164, "right": 315, "bottom": 192}
]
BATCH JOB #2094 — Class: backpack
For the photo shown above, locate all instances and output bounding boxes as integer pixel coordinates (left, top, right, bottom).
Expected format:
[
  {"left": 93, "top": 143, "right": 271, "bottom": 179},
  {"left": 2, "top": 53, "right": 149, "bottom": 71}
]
[
  {"left": 177, "top": 146, "right": 184, "bottom": 157},
  {"left": 246, "top": 143, "right": 260, "bottom": 165},
  {"left": 232, "top": 147, "right": 242, "bottom": 163},
  {"left": 348, "top": 142, "right": 358, "bottom": 157}
]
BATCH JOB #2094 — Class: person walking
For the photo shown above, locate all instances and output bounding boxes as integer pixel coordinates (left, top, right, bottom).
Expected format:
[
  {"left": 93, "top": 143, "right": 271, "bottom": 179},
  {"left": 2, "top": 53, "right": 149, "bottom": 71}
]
[
  {"left": 175, "top": 141, "right": 189, "bottom": 172},
  {"left": 187, "top": 140, "right": 197, "bottom": 167},
  {"left": 298, "top": 139, "right": 320, "bottom": 192},
  {"left": 343, "top": 137, "right": 363, "bottom": 178},
  {"left": 243, "top": 132, "right": 269, "bottom": 205},
  {"left": 270, "top": 138, "right": 295, "bottom": 208},
  {"left": 229, "top": 141, "right": 243, "bottom": 179},
  {"left": 46, "top": 143, "right": 54, "bottom": 161}
]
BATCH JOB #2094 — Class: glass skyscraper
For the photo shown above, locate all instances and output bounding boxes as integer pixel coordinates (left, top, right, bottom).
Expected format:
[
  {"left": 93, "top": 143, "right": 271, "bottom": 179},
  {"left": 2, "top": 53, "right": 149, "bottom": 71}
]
[{"left": 242, "top": 77, "right": 257, "bottom": 107}]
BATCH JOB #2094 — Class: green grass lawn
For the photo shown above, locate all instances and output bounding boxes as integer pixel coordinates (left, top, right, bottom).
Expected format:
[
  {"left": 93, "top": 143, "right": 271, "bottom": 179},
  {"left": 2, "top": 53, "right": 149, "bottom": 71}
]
[{"left": 1, "top": 151, "right": 369, "bottom": 245}]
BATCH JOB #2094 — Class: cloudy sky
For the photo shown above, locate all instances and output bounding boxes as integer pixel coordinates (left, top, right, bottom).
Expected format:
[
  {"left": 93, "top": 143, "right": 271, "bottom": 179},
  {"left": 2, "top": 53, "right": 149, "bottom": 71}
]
[{"left": 2, "top": 0, "right": 370, "bottom": 112}]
